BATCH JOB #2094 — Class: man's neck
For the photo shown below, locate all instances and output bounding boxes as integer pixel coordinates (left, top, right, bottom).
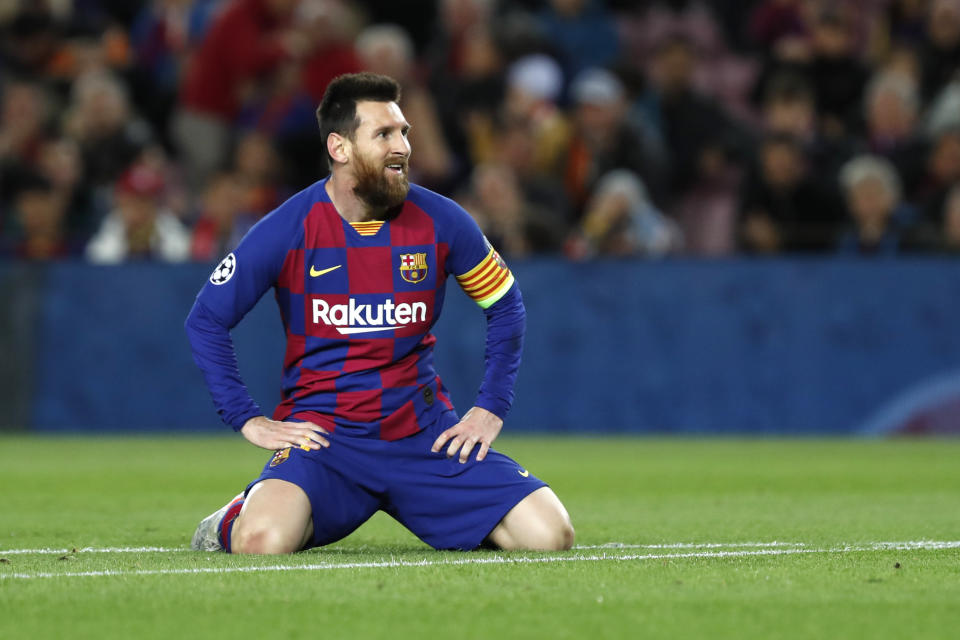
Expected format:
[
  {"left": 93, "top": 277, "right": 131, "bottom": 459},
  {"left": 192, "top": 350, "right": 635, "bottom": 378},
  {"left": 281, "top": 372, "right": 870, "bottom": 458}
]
[{"left": 325, "top": 171, "right": 379, "bottom": 223}]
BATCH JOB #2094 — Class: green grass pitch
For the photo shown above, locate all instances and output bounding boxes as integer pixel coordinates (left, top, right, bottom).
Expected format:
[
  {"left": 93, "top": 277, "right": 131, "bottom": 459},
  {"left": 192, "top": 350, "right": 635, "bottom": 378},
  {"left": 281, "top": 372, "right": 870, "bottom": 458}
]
[{"left": 2, "top": 435, "right": 959, "bottom": 639}]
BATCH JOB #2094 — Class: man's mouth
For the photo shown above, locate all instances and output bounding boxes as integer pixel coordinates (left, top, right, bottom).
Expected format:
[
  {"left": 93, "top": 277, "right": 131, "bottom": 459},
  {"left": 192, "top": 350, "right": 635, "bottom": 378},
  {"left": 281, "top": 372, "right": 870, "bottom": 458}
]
[{"left": 385, "top": 162, "right": 406, "bottom": 175}]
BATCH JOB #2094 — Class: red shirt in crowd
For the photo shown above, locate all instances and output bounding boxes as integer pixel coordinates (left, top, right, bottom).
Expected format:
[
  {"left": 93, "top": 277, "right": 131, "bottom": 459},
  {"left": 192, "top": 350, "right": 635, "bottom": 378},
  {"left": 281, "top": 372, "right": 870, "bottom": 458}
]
[{"left": 180, "top": 0, "right": 290, "bottom": 119}]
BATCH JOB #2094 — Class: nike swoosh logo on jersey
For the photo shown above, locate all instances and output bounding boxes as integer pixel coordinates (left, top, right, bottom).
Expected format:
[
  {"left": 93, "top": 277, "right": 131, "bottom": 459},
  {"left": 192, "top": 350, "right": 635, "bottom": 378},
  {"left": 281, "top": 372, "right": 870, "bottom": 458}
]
[
  {"left": 310, "top": 265, "right": 342, "bottom": 277},
  {"left": 518, "top": 469, "right": 530, "bottom": 478}
]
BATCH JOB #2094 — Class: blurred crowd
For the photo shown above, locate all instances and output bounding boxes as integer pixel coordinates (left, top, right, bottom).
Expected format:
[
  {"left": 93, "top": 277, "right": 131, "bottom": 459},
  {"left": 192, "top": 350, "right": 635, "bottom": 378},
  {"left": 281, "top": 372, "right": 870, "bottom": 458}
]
[{"left": 2, "top": 0, "right": 960, "bottom": 262}]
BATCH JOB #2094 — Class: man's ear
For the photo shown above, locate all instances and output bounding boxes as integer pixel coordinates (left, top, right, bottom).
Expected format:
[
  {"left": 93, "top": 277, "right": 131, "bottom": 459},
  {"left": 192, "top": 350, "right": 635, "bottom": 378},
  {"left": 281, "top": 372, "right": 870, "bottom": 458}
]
[{"left": 327, "top": 132, "right": 350, "bottom": 165}]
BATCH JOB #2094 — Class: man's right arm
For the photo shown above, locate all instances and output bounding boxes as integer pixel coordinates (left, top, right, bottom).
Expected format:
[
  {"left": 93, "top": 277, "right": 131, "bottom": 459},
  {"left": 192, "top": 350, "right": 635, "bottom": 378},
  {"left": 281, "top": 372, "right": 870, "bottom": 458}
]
[
  {"left": 184, "top": 299, "right": 263, "bottom": 431},
  {"left": 184, "top": 203, "right": 330, "bottom": 449},
  {"left": 185, "top": 299, "right": 331, "bottom": 450}
]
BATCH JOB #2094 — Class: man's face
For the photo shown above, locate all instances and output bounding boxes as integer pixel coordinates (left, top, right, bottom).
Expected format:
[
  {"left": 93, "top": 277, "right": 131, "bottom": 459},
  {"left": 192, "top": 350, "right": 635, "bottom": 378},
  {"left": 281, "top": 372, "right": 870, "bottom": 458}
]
[
  {"left": 117, "top": 192, "right": 158, "bottom": 229},
  {"left": 576, "top": 102, "right": 622, "bottom": 147},
  {"left": 848, "top": 177, "right": 894, "bottom": 226},
  {"left": 762, "top": 142, "right": 802, "bottom": 188},
  {"left": 654, "top": 42, "right": 694, "bottom": 93},
  {"left": 348, "top": 100, "right": 411, "bottom": 212},
  {"left": 868, "top": 88, "right": 915, "bottom": 139},
  {"left": 764, "top": 98, "right": 814, "bottom": 138},
  {"left": 16, "top": 190, "right": 64, "bottom": 235}
]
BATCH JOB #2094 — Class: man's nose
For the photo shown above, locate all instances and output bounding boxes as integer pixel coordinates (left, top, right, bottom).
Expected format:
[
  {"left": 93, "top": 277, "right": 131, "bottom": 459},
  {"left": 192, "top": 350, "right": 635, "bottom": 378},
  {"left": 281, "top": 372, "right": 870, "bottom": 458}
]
[{"left": 392, "top": 136, "right": 411, "bottom": 157}]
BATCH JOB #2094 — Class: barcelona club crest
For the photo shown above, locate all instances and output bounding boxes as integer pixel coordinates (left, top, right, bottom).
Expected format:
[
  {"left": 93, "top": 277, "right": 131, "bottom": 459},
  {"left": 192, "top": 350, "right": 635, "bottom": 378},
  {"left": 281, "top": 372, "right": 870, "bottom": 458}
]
[
  {"left": 399, "top": 252, "right": 428, "bottom": 283},
  {"left": 269, "top": 447, "right": 291, "bottom": 467}
]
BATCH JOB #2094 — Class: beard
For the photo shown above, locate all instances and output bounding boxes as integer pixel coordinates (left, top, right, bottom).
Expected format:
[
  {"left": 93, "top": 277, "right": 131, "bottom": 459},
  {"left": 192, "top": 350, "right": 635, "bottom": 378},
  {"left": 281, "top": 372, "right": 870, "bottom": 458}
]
[{"left": 351, "top": 150, "right": 410, "bottom": 216}]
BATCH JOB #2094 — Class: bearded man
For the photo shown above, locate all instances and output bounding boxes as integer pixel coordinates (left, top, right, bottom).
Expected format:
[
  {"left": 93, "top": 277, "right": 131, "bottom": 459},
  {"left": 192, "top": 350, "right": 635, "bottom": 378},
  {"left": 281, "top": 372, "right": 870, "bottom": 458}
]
[{"left": 186, "top": 73, "right": 573, "bottom": 554}]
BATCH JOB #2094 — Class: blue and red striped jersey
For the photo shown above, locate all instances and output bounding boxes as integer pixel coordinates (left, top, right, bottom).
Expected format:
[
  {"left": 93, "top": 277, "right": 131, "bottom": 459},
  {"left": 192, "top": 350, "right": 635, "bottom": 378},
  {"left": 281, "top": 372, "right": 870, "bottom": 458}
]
[{"left": 186, "top": 177, "right": 524, "bottom": 440}]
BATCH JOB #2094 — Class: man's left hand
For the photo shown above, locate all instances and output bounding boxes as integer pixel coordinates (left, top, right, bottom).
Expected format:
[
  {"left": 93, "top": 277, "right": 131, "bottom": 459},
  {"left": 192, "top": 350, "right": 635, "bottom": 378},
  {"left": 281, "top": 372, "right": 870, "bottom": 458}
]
[{"left": 431, "top": 406, "right": 503, "bottom": 463}]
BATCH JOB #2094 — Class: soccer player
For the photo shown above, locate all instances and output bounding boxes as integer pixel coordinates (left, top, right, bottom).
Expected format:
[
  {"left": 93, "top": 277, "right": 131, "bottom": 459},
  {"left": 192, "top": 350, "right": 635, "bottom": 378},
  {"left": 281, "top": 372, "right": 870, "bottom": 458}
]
[{"left": 185, "top": 73, "right": 574, "bottom": 554}]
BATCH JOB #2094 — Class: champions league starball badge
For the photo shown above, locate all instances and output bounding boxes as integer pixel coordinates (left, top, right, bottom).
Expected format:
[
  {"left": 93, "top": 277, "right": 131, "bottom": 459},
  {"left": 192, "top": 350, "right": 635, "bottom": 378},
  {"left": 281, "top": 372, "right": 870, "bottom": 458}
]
[{"left": 210, "top": 253, "right": 237, "bottom": 285}]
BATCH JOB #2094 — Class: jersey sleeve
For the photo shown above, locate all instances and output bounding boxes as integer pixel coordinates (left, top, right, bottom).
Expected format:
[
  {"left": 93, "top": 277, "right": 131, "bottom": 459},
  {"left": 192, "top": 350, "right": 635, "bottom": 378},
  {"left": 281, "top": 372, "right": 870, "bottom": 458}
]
[
  {"left": 444, "top": 205, "right": 525, "bottom": 419},
  {"left": 193, "top": 211, "right": 294, "bottom": 328},
  {"left": 185, "top": 208, "right": 301, "bottom": 430},
  {"left": 447, "top": 216, "right": 516, "bottom": 309}
]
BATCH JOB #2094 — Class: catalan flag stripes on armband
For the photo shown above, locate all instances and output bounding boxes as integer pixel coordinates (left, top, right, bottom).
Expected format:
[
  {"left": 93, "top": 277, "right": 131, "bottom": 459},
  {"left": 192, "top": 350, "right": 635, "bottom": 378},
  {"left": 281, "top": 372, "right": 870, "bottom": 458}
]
[{"left": 455, "top": 248, "right": 515, "bottom": 308}]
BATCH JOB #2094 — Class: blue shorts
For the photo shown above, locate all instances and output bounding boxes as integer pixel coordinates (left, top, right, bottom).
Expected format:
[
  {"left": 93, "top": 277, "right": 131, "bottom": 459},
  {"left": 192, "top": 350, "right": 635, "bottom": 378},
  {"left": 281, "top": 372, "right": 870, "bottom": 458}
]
[{"left": 246, "top": 410, "right": 547, "bottom": 551}]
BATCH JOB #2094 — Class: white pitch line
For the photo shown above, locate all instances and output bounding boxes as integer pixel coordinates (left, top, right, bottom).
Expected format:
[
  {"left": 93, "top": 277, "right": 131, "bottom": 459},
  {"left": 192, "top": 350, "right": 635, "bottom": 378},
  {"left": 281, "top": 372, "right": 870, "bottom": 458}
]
[
  {"left": 1, "top": 539, "right": 956, "bottom": 556},
  {"left": 2, "top": 541, "right": 959, "bottom": 581},
  {"left": 0, "top": 546, "right": 184, "bottom": 555},
  {"left": 574, "top": 542, "right": 805, "bottom": 550},
  {"left": 0, "top": 541, "right": 800, "bottom": 556}
]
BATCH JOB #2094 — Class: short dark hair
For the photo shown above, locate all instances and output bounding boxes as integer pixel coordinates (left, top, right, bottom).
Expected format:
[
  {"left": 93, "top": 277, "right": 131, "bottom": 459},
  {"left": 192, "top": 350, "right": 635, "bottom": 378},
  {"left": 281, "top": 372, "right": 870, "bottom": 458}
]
[{"left": 316, "top": 72, "right": 402, "bottom": 168}]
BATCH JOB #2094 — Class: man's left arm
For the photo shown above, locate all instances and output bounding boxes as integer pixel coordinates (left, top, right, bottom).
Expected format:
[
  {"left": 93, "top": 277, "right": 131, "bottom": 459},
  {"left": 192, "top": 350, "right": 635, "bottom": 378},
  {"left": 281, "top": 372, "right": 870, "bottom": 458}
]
[{"left": 431, "top": 284, "right": 526, "bottom": 463}]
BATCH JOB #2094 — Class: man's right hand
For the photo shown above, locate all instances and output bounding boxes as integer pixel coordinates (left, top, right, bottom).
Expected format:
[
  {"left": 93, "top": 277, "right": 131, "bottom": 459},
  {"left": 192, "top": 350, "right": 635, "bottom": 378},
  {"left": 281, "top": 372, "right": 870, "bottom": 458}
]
[{"left": 240, "top": 416, "right": 331, "bottom": 451}]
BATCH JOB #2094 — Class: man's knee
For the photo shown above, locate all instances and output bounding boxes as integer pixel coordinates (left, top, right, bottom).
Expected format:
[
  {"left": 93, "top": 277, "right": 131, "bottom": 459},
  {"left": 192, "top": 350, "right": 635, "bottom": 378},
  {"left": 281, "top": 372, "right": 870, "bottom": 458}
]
[
  {"left": 529, "top": 510, "right": 575, "bottom": 551},
  {"left": 492, "top": 487, "right": 575, "bottom": 551},
  {"left": 231, "top": 519, "right": 301, "bottom": 555},
  {"left": 229, "top": 479, "right": 312, "bottom": 554}
]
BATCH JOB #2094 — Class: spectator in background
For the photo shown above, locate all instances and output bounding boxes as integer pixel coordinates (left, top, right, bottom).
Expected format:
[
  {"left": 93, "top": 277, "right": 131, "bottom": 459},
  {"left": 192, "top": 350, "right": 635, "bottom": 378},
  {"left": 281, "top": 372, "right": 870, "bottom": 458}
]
[
  {"left": 258, "top": 0, "right": 363, "bottom": 187},
  {"left": 231, "top": 130, "right": 283, "bottom": 216},
  {"left": 0, "top": 2, "right": 134, "bottom": 85},
  {"left": 623, "top": 2, "right": 759, "bottom": 123},
  {"left": 63, "top": 70, "right": 153, "bottom": 191},
  {"left": 918, "top": 0, "right": 960, "bottom": 103},
  {"left": 738, "top": 133, "right": 841, "bottom": 253},
  {"left": 299, "top": 0, "right": 363, "bottom": 104},
  {"left": 501, "top": 54, "right": 570, "bottom": 180},
  {"left": 862, "top": 71, "right": 927, "bottom": 199},
  {"left": 189, "top": 170, "right": 254, "bottom": 261},
  {"left": 449, "top": 22, "right": 507, "bottom": 172},
  {"left": 936, "top": 184, "right": 960, "bottom": 252},
  {"left": 173, "top": 0, "right": 306, "bottom": 190},
  {"left": 231, "top": 1, "right": 362, "bottom": 191},
  {"left": 356, "top": 23, "right": 453, "bottom": 189},
  {"left": 925, "top": 74, "right": 960, "bottom": 138},
  {"left": 836, "top": 154, "right": 916, "bottom": 255},
  {"left": 877, "top": 0, "right": 929, "bottom": 52},
  {"left": 461, "top": 162, "right": 562, "bottom": 258},
  {"left": 760, "top": 72, "right": 854, "bottom": 199},
  {"left": 569, "top": 169, "right": 681, "bottom": 259},
  {"left": 0, "top": 5, "right": 63, "bottom": 78},
  {"left": 423, "top": 0, "right": 496, "bottom": 86},
  {"left": 36, "top": 137, "right": 96, "bottom": 239},
  {"left": 495, "top": 115, "right": 572, "bottom": 228},
  {"left": 537, "top": 0, "right": 620, "bottom": 78},
  {"left": 761, "top": 73, "right": 816, "bottom": 145},
  {"left": 805, "top": 5, "right": 869, "bottom": 138},
  {"left": 748, "top": 0, "right": 807, "bottom": 52},
  {"left": 915, "top": 125, "right": 960, "bottom": 220},
  {"left": 562, "top": 67, "right": 669, "bottom": 217},
  {"left": 920, "top": 76, "right": 960, "bottom": 212},
  {"left": 3, "top": 171, "right": 75, "bottom": 260},
  {"left": 127, "top": 0, "right": 222, "bottom": 146},
  {"left": 880, "top": 44, "right": 923, "bottom": 88},
  {"left": 0, "top": 80, "right": 50, "bottom": 170},
  {"left": 424, "top": 0, "right": 504, "bottom": 177},
  {"left": 85, "top": 161, "right": 190, "bottom": 263},
  {"left": 639, "top": 34, "right": 742, "bottom": 209},
  {"left": 928, "top": 126, "right": 960, "bottom": 191},
  {"left": 749, "top": 4, "right": 869, "bottom": 139},
  {"left": 0, "top": 80, "right": 53, "bottom": 233}
]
